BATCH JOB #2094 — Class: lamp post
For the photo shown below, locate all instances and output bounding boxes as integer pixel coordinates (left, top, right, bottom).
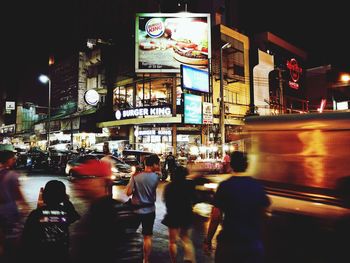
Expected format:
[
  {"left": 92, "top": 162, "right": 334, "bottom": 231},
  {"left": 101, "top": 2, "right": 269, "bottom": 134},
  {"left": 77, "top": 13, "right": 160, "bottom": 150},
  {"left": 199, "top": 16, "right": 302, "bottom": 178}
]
[
  {"left": 220, "top": 42, "right": 231, "bottom": 154},
  {"left": 39, "top": 74, "right": 51, "bottom": 163}
]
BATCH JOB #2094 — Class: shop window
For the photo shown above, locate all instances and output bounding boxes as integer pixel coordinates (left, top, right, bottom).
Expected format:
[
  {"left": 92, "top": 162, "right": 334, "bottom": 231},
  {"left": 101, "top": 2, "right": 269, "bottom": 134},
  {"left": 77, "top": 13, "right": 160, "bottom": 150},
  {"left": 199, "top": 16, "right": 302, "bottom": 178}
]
[
  {"left": 114, "top": 86, "right": 133, "bottom": 109},
  {"left": 136, "top": 77, "right": 173, "bottom": 107},
  {"left": 226, "top": 90, "right": 238, "bottom": 104},
  {"left": 226, "top": 39, "right": 245, "bottom": 83}
]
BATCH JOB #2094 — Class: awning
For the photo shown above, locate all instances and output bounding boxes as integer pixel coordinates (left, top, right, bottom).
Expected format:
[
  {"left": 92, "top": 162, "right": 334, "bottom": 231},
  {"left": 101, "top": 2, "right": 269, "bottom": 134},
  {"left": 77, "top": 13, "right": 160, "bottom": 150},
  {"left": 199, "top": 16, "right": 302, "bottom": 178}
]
[{"left": 97, "top": 114, "right": 182, "bottom": 128}]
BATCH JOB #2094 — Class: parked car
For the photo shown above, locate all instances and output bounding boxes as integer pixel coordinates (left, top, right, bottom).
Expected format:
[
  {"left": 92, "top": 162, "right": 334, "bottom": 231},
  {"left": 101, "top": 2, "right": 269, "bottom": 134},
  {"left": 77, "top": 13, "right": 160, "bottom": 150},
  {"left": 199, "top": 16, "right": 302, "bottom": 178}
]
[
  {"left": 48, "top": 149, "right": 73, "bottom": 174},
  {"left": 14, "top": 147, "right": 28, "bottom": 169},
  {"left": 26, "top": 148, "right": 48, "bottom": 170},
  {"left": 120, "top": 150, "right": 166, "bottom": 180},
  {"left": 65, "top": 153, "right": 134, "bottom": 184},
  {"left": 120, "top": 150, "right": 153, "bottom": 169}
]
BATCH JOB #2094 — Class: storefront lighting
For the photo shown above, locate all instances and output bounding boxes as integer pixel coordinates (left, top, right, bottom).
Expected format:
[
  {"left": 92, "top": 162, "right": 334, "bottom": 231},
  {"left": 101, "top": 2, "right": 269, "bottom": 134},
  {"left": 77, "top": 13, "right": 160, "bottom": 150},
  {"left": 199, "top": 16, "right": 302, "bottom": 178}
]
[
  {"left": 210, "top": 145, "right": 218, "bottom": 152},
  {"left": 199, "top": 146, "right": 207, "bottom": 153},
  {"left": 340, "top": 73, "right": 350, "bottom": 82},
  {"left": 189, "top": 145, "right": 199, "bottom": 156},
  {"left": 204, "top": 183, "right": 218, "bottom": 190}
]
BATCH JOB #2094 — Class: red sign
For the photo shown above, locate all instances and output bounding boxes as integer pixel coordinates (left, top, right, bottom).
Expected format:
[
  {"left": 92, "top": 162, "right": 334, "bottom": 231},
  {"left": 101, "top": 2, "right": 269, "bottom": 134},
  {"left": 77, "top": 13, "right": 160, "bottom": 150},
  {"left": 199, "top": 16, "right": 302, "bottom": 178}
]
[{"left": 286, "top": 58, "right": 302, "bottom": 90}]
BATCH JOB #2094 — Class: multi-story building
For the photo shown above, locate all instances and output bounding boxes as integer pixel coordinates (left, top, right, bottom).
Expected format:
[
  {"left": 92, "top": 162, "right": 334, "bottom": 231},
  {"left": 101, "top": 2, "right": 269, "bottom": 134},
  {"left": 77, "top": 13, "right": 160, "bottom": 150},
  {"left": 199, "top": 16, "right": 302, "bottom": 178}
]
[
  {"left": 93, "top": 11, "right": 251, "bottom": 156},
  {"left": 306, "top": 65, "right": 350, "bottom": 112},
  {"left": 252, "top": 32, "right": 308, "bottom": 115}
]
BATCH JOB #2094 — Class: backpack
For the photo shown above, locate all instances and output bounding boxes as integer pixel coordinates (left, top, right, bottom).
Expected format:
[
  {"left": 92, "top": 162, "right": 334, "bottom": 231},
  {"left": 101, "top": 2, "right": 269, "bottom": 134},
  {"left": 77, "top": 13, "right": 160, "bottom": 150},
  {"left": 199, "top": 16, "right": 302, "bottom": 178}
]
[
  {"left": 23, "top": 206, "right": 70, "bottom": 251},
  {"left": 38, "top": 207, "right": 69, "bottom": 246}
]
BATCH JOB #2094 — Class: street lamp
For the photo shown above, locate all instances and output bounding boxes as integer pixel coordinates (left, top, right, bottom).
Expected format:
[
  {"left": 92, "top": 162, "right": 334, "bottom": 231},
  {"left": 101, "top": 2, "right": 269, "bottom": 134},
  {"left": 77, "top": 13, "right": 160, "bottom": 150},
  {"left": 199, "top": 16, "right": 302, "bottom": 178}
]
[
  {"left": 39, "top": 74, "right": 51, "bottom": 162},
  {"left": 220, "top": 42, "right": 231, "bottom": 154}
]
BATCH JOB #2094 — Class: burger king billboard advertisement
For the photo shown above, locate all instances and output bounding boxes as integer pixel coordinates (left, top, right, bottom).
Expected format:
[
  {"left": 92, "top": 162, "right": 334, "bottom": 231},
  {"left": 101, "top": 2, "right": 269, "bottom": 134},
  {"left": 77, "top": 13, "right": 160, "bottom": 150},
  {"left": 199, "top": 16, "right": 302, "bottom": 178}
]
[{"left": 135, "top": 13, "right": 211, "bottom": 73}]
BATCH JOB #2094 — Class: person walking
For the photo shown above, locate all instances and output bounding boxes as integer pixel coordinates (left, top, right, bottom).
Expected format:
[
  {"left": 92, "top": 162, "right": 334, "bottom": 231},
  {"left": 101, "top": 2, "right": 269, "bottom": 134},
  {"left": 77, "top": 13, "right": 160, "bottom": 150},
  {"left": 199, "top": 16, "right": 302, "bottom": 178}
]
[
  {"left": 162, "top": 165, "right": 197, "bottom": 263},
  {"left": 125, "top": 154, "right": 160, "bottom": 263},
  {"left": 100, "top": 141, "right": 114, "bottom": 197},
  {"left": 204, "top": 151, "right": 271, "bottom": 263},
  {"left": 0, "top": 144, "right": 29, "bottom": 263},
  {"left": 22, "top": 180, "right": 80, "bottom": 263},
  {"left": 164, "top": 152, "right": 177, "bottom": 181},
  {"left": 222, "top": 151, "right": 231, "bottom": 173}
]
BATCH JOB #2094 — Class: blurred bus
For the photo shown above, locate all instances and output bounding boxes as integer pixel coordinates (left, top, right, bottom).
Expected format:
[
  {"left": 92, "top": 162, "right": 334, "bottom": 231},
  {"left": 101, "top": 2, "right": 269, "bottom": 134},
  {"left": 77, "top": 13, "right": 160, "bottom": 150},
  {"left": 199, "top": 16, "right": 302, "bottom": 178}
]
[
  {"left": 195, "top": 111, "right": 350, "bottom": 262},
  {"left": 244, "top": 111, "right": 350, "bottom": 201}
]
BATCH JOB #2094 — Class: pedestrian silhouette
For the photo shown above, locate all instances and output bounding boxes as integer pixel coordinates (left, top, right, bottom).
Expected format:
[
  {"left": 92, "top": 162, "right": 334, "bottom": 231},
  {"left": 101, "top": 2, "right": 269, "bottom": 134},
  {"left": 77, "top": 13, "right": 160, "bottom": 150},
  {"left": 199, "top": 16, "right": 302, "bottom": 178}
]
[
  {"left": 162, "top": 165, "right": 197, "bottom": 263},
  {"left": 164, "top": 152, "right": 177, "bottom": 181},
  {"left": 22, "top": 180, "right": 80, "bottom": 263},
  {"left": 0, "top": 144, "right": 29, "bottom": 263},
  {"left": 204, "top": 151, "right": 271, "bottom": 263},
  {"left": 125, "top": 154, "right": 160, "bottom": 263},
  {"left": 332, "top": 176, "right": 350, "bottom": 263},
  {"left": 222, "top": 151, "right": 231, "bottom": 173},
  {"left": 73, "top": 195, "right": 143, "bottom": 263},
  {"left": 100, "top": 141, "right": 114, "bottom": 197}
]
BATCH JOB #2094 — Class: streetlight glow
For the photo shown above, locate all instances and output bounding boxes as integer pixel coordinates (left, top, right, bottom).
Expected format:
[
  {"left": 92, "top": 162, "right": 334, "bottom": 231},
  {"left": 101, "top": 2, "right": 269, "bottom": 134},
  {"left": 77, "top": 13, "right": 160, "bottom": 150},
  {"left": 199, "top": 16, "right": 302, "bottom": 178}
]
[
  {"left": 340, "top": 73, "right": 350, "bottom": 82},
  {"left": 39, "top": 74, "right": 50, "bottom": 83}
]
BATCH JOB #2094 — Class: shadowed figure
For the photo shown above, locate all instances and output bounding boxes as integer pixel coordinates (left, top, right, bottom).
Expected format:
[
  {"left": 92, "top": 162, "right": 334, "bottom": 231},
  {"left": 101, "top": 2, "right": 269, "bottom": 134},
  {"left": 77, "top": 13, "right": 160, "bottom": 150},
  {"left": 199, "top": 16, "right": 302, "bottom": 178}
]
[
  {"left": 0, "top": 145, "right": 30, "bottom": 263},
  {"left": 21, "top": 180, "right": 80, "bottom": 263},
  {"left": 72, "top": 194, "right": 143, "bottom": 263},
  {"left": 162, "top": 165, "right": 197, "bottom": 263},
  {"left": 204, "top": 151, "right": 271, "bottom": 263}
]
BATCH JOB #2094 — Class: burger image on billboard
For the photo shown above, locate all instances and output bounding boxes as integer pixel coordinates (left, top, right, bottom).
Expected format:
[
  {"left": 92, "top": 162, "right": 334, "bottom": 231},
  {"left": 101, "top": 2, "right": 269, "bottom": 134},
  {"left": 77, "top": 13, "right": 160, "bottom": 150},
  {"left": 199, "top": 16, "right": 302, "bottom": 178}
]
[
  {"left": 136, "top": 14, "right": 211, "bottom": 72},
  {"left": 171, "top": 20, "right": 208, "bottom": 66}
]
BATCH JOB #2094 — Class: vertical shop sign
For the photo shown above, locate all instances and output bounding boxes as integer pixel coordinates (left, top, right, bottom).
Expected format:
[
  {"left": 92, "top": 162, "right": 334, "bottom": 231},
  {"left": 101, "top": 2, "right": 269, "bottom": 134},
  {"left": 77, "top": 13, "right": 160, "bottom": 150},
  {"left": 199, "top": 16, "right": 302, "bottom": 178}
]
[
  {"left": 184, "top": 94, "right": 202, "bottom": 124},
  {"left": 202, "top": 102, "right": 213, "bottom": 124}
]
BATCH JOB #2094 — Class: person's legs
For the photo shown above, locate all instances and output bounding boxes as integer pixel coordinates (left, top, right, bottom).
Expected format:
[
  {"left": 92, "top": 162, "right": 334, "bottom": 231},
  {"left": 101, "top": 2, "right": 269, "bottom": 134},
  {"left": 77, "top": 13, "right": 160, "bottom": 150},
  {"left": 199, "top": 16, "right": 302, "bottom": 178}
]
[
  {"left": 143, "top": 235, "right": 152, "bottom": 263},
  {"left": 168, "top": 228, "right": 179, "bottom": 263},
  {"left": 180, "top": 228, "right": 196, "bottom": 263},
  {"left": 140, "top": 212, "right": 156, "bottom": 263}
]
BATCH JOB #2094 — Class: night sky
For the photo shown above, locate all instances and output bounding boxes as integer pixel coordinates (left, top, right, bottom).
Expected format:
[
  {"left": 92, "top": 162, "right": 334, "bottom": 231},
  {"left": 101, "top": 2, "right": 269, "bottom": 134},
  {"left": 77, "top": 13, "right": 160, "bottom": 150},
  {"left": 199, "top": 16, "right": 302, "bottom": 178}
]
[{"left": 0, "top": 0, "right": 348, "bottom": 106}]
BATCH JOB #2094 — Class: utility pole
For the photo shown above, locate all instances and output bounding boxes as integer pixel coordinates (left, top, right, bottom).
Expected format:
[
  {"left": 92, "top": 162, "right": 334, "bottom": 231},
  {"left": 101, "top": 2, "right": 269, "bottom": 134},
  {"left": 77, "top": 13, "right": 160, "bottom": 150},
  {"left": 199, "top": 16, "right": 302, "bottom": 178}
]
[{"left": 220, "top": 43, "right": 231, "bottom": 154}]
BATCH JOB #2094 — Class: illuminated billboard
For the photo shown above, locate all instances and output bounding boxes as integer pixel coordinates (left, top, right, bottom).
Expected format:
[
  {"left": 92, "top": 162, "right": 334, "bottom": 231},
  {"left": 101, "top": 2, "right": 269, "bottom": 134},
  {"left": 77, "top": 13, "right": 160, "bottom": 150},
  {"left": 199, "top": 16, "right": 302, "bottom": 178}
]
[
  {"left": 181, "top": 64, "right": 209, "bottom": 93},
  {"left": 184, "top": 94, "right": 202, "bottom": 124},
  {"left": 135, "top": 13, "right": 211, "bottom": 73}
]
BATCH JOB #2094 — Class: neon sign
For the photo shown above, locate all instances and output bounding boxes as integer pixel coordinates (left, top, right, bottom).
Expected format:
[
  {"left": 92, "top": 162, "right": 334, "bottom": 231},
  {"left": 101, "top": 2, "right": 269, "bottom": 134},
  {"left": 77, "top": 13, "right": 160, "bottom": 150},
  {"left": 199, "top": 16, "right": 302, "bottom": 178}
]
[{"left": 286, "top": 58, "right": 302, "bottom": 90}]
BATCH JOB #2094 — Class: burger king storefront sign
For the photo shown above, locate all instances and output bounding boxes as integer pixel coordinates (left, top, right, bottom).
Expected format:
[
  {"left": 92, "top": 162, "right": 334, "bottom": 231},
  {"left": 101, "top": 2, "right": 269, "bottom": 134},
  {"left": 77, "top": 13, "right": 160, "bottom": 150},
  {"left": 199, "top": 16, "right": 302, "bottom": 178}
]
[{"left": 115, "top": 106, "right": 172, "bottom": 120}]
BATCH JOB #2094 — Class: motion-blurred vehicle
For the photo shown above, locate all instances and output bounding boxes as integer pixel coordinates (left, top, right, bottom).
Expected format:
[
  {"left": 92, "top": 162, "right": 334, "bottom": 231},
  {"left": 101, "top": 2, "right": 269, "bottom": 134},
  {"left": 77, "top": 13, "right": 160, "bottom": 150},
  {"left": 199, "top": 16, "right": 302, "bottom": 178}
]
[
  {"left": 194, "top": 111, "right": 350, "bottom": 262},
  {"left": 65, "top": 153, "right": 135, "bottom": 184}
]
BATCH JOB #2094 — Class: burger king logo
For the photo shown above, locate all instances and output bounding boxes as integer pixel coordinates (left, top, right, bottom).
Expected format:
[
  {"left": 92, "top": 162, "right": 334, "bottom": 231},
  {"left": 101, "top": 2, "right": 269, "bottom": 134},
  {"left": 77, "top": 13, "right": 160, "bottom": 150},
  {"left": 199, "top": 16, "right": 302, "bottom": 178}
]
[
  {"left": 115, "top": 110, "right": 121, "bottom": 120},
  {"left": 145, "top": 18, "right": 165, "bottom": 38}
]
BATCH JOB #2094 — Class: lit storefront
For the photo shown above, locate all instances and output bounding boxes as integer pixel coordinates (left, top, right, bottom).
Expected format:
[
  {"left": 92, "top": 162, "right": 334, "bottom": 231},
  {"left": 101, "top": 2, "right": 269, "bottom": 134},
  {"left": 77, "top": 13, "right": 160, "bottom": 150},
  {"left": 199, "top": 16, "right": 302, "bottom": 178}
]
[
  {"left": 97, "top": 13, "right": 213, "bottom": 156},
  {"left": 97, "top": 13, "right": 252, "bottom": 157},
  {"left": 101, "top": 73, "right": 205, "bottom": 155}
]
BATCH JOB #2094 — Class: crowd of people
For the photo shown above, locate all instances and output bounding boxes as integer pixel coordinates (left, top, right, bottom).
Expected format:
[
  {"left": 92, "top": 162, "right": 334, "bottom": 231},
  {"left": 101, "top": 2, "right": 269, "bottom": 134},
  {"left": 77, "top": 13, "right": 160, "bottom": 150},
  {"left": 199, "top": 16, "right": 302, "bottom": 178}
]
[
  {"left": 3, "top": 143, "right": 349, "bottom": 263},
  {"left": 0, "top": 141, "right": 273, "bottom": 263}
]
